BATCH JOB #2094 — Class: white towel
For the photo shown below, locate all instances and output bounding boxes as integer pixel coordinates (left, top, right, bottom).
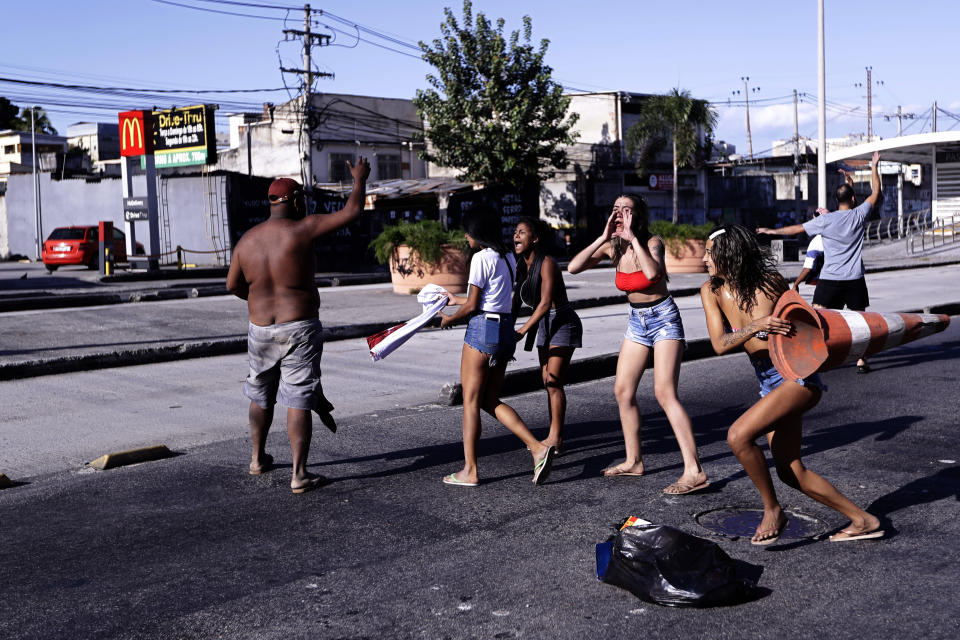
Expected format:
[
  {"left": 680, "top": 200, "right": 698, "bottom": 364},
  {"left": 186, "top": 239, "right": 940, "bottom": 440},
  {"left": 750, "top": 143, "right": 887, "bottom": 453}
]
[{"left": 366, "top": 284, "right": 450, "bottom": 361}]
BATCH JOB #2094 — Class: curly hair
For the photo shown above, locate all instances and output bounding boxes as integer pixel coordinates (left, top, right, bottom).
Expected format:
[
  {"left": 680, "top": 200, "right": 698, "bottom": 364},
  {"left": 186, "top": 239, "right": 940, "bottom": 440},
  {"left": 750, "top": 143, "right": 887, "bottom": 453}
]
[
  {"left": 610, "top": 194, "right": 651, "bottom": 265},
  {"left": 708, "top": 225, "right": 788, "bottom": 315}
]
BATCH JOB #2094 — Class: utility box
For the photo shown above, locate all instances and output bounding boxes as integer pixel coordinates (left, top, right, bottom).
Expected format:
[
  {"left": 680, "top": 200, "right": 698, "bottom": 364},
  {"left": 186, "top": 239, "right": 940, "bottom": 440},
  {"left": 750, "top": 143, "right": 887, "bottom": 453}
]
[{"left": 770, "top": 238, "right": 799, "bottom": 263}]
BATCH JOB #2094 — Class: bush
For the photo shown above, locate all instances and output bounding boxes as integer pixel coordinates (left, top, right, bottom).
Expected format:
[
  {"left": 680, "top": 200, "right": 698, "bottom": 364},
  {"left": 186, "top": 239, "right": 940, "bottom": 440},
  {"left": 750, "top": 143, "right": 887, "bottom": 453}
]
[
  {"left": 369, "top": 220, "right": 468, "bottom": 266},
  {"left": 649, "top": 220, "right": 715, "bottom": 257}
]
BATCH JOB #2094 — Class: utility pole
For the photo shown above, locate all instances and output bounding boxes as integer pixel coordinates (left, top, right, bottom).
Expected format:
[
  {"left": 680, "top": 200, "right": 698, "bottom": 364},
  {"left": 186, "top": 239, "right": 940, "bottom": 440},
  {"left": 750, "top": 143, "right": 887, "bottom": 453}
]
[
  {"left": 733, "top": 76, "right": 759, "bottom": 159},
  {"left": 933, "top": 101, "right": 937, "bottom": 132},
  {"left": 855, "top": 67, "right": 882, "bottom": 140},
  {"left": 30, "top": 107, "right": 42, "bottom": 261},
  {"left": 817, "top": 0, "right": 827, "bottom": 209},
  {"left": 280, "top": 4, "right": 333, "bottom": 199},
  {"left": 793, "top": 89, "right": 802, "bottom": 219}
]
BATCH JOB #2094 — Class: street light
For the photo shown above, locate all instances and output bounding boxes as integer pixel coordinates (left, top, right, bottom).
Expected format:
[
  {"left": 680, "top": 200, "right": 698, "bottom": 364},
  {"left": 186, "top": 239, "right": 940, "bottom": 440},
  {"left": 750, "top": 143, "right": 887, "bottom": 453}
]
[{"left": 31, "top": 106, "right": 43, "bottom": 261}]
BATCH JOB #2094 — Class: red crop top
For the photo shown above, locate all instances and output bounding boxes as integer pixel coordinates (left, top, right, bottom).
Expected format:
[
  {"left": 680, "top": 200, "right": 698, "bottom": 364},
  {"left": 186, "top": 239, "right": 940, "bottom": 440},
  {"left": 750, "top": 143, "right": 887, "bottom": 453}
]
[{"left": 615, "top": 270, "right": 663, "bottom": 293}]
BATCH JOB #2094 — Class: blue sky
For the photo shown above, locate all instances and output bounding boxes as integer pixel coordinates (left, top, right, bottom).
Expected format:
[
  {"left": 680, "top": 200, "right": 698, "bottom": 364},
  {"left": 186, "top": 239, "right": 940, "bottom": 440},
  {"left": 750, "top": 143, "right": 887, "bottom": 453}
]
[{"left": 1, "top": 0, "right": 956, "bottom": 154}]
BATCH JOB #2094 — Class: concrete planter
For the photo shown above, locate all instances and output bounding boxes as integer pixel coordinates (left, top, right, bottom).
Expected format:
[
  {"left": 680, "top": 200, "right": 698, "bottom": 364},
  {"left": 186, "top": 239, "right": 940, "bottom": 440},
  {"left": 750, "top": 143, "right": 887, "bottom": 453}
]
[
  {"left": 389, "top": 244, "right": 468, "bottom": 295},
  {"left": 664, "top": 239, "right": 707, "bottom": 273}
]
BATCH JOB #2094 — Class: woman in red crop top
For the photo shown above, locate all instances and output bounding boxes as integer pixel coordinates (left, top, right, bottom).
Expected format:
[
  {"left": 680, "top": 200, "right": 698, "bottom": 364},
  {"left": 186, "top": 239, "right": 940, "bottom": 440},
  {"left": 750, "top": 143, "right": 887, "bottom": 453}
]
[{"left": 568, "top": 195, "right": 707, "bottom": 494}]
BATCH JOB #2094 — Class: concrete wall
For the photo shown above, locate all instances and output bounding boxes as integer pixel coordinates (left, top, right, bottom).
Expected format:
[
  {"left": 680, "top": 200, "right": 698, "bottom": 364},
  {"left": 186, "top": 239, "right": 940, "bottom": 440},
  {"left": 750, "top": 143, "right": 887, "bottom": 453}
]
[{"left": 1, "top": 173, "right": 141, "bottom": 259}]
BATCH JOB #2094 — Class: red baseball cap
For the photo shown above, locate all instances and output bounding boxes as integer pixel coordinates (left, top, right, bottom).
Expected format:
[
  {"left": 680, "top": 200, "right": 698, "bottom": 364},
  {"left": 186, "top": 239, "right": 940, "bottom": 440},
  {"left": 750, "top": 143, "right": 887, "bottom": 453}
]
[{"left": 268, "top": 178, "right": 303, "bottom": 203}]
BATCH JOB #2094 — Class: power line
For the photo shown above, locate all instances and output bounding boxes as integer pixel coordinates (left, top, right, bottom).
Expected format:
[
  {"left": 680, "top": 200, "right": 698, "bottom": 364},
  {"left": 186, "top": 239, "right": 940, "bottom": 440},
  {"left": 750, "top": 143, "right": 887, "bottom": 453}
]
[
  {"left": 0, "top": 76, "right": 287, "bottom": 94},
  {"left": 150, "top": 0, "right": 287, "bottom": 21}
]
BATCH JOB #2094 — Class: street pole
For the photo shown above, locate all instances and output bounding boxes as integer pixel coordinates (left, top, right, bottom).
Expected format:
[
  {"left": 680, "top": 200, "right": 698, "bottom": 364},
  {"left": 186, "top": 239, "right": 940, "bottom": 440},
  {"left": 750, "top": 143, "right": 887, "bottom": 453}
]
[
  {"left": 866, "top": 66, "right": 873, "bottom": 140},
  {"left": 303, "top": 3, "right": 313, "bottom": 197},
  {"left": 896, "top": 105, "right": 904, "bottom": 237},
  {"left": 817, "top": 0, "right": 827, "bottom": 209},
  {"left": 794, "top": 89, "right": 802, "bottom": 219},
  {"left": 31, "top": 107, "right": 43, "bottom": 261},
  {"left": 742, "top": 76, "right": 754, "bottom": 160},
  {"left": 933, "top": 101, "right": 937, "bottom": 132}
]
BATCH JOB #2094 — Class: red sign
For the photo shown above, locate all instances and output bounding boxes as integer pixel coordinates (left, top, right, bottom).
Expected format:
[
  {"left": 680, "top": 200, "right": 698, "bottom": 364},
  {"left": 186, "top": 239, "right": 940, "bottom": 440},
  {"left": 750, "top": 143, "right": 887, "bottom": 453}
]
[
  {"left": 648, "top": 174, "right": 674, "bottom": 191},
  {"left": 118, "top": 110, "right": 153, "bottom": 157}
]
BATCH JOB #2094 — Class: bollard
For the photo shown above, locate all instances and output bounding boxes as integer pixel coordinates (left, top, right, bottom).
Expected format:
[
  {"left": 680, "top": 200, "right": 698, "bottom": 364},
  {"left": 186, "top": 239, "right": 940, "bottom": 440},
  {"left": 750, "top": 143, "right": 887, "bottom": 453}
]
[
  {"left": 769, "top": 290, "right": 951, "bottom": 380},
  {"left": 104, "top": 247, "right": 113, "bottom": 276}
]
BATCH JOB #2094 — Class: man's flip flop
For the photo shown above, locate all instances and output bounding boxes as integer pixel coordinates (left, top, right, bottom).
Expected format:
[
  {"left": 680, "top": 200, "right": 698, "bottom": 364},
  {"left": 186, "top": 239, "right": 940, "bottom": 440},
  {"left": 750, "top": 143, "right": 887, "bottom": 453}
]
[
  {"left": 442, "top": 473, "right": 478, "bottom": 487},
  {"left": 662, "top": 480, "right": 710, "bottom": 495},
  {"left": 829, "top": 528, "right": 884, "bottom": 542},
  {"left": 249, "top": 453, "right": 274, "bottom": 476},
  {"left": 532, "top": 446, "right": 556, "bottom": 485},
  {"left": 291, "top": 474, "right": 328, "bottom": 494}
]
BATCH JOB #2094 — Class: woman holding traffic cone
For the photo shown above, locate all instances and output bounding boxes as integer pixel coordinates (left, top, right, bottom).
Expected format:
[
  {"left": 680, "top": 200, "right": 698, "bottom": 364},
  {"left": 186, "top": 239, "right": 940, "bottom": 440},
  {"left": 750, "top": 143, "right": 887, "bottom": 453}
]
[{"left": 701, "top": 225, "right": 882, "bottom": 544}]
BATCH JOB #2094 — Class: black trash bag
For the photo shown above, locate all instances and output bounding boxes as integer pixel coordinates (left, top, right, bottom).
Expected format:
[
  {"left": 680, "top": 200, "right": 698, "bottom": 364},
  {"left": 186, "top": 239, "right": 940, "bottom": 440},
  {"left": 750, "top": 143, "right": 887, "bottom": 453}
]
[{"left": 597, "top": 523, "right": 762, "bottom": 607}]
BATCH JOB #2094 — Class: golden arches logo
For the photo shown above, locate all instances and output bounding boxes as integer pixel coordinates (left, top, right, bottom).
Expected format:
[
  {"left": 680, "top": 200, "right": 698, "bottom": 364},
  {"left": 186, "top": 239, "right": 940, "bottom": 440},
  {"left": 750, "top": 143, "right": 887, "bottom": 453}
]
[{"left": 121, "top": 117, "right": 143, "bottom": 149}]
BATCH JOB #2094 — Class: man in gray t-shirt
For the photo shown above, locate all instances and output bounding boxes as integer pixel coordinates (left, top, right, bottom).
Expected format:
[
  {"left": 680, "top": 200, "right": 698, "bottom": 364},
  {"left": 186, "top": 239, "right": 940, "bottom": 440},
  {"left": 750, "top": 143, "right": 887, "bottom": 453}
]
[{"left": 758, "top": 151, "right": 882, "bottom": 373}]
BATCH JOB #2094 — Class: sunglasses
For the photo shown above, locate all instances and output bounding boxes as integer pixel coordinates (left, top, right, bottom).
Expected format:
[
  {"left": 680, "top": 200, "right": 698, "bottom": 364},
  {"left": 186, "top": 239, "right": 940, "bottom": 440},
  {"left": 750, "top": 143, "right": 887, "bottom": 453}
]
[{"left": 268, "top": 192, "right": 301, "bottom": 203}]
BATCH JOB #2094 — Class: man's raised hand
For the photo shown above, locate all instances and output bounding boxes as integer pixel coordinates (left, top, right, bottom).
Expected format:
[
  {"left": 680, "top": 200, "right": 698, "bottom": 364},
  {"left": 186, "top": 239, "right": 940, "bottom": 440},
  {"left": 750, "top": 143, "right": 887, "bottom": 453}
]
[{"left": 348, "top": 156, "right": 371, "bottom": 182}]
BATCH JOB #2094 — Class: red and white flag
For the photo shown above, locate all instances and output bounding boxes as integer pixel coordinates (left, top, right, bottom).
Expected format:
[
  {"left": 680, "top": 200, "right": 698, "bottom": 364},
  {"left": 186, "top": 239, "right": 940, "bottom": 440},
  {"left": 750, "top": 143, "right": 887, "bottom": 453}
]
[{"left": 367, "top": 284, "right": 450, "bottom": 361}]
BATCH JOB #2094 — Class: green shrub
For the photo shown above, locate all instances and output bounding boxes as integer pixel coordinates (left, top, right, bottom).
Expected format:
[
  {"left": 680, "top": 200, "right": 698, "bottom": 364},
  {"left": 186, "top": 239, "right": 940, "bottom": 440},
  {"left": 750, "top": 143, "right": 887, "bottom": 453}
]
[
  {"left": 649, "top": 220, "right": 715, "bottom": 257},
  {"left": 369, "top": 220, "right": 468, "bottom": 266}
]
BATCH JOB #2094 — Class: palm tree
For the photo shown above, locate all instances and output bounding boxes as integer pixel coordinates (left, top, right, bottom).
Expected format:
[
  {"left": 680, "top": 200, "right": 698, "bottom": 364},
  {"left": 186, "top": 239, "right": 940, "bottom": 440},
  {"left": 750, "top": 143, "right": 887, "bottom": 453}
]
[{"left": 626, "top": 89, "right": 717, "bottom": 224}]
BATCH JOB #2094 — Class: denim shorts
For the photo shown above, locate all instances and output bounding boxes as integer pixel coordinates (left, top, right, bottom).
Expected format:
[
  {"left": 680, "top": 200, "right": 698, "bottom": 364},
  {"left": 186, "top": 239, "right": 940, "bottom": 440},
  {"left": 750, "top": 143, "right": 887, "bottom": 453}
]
[
  {"left": 751, "top": 356, "right": 827, "bottom": 398},
  {"left": 536, "top": 304, "right": 583, "bottom": 349},
  {"left": 243, "top": 318, "right": 327, "bottom": 411},
  {"left": 624, "top": 296, "right": 686, "bottom": 347},
  {"left": 464, "top": 312, "right": 516, "bottom": 367}
]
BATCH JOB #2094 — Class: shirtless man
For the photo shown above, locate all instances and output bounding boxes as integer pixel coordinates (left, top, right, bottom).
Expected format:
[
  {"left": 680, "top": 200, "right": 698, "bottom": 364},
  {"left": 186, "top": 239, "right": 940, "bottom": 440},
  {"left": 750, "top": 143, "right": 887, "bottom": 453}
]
[{"left": 227, "top": 157, "right": 370, "bottom": 493}]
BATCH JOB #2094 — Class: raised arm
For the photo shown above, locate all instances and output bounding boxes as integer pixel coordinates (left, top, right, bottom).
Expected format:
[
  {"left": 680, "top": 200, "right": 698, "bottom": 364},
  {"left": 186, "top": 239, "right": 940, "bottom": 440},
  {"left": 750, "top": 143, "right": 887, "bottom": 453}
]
[
  {"left": 865, "top": 151, "right": 881, "bottom": 208},
  {"left": 567, "top": 210, "right": 617, "bottom": 274},
  {"left": 756, "top": 224, "right": 806, "bottom": 236},
  {"left": 302, "top": 156, "right": 371, "bottom": 239}
]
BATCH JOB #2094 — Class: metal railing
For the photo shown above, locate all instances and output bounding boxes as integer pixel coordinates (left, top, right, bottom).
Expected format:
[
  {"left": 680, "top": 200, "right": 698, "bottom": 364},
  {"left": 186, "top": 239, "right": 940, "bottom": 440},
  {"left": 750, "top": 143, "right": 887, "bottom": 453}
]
[
  {"left": 907, "top": 214, "right": 960, "bottom": 254},
  {"left": 127, "top": 245, "right": 230, "bottom": 270},
  {"left": 863, "top": 209, "right": 931, "bottom": 245}
]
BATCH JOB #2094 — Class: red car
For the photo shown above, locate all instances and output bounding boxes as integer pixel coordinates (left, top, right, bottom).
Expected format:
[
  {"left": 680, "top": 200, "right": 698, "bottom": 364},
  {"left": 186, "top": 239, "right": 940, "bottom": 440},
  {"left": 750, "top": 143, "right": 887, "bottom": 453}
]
[{"left": 42, "top": 225, "right": 145, "bottom": 272}]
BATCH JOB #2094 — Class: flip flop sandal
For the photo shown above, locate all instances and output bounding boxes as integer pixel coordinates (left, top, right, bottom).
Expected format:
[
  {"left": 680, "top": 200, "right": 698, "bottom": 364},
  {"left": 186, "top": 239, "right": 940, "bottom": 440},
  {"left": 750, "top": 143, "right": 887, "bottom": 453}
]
[
  {"left": 442, "top": 473, "right": 478, "bottom": 487},
  {"left": 532, "top": 446, "right": 556, "bottom": 485}
]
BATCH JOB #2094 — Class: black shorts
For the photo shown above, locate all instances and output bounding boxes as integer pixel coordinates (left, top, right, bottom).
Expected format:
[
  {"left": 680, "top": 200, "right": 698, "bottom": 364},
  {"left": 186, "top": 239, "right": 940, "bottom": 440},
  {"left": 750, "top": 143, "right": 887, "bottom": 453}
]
[{"left": 812, "top": 277, "right": 869, "bottom": 311}]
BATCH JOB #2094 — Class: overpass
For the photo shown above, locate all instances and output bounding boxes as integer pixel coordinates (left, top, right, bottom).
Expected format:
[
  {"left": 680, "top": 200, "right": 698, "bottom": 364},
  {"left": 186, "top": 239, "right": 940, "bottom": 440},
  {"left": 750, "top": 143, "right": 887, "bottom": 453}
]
[{"left": 827, "top": 131, "right": 960, "bottom": 221}]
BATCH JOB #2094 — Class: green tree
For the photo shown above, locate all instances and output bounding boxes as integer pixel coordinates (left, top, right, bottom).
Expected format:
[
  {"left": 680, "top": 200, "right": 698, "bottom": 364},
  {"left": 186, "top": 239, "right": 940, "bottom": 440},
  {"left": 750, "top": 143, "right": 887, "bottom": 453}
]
[
  {"left": 18, "top": 106, "right": 57, "bottom": 135},
  {"left": 0, "top": 98, "right": 57, "bottom": 134},
  {"left": 626, "top": 89, "right": 716, "bottom": 224},
  {"left": 414, "top": 0, "right": 578, "bottom": 193}
]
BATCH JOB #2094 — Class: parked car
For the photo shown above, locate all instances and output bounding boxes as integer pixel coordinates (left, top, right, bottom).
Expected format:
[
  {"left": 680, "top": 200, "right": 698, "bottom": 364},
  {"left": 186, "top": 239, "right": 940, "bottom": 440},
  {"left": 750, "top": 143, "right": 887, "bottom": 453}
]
[{"left": 42, "top": 226, "right": 145, "bottom": 272}]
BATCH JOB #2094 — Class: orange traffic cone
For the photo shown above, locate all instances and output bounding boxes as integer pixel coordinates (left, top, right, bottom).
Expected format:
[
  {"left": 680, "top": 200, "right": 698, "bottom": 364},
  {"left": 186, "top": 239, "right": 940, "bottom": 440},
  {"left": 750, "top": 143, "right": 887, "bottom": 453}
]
[{"left": 768, "top": 290, "right": 951, "bottom": 380}]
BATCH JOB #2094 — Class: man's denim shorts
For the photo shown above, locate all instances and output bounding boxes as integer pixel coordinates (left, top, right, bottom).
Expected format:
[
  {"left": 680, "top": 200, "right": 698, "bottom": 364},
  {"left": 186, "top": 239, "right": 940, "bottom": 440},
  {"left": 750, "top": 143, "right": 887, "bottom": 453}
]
[
  {"left": 464, "top": 312, "right": 516, "bottom": 367},
  {"left": 243, "top": 318, "right": 325, "bottom": 411},
  {"left": 623, "top": 296, "right": 686, "bottom": 347},
  {"left": 751, "top": 356, "right": 826, "bottom": 398}
]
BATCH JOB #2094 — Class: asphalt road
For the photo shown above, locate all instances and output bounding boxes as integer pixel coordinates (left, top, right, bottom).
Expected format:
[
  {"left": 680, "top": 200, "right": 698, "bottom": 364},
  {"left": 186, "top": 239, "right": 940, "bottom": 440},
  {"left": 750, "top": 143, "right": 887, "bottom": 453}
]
[{"left": 2, "top": 321, "right": 958, "bottom": 639}]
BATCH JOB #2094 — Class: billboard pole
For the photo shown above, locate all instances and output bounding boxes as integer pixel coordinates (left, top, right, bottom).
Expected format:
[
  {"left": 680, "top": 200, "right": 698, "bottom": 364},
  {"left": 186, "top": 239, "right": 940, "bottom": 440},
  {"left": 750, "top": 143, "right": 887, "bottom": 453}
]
[
  {"left": 144, "top": 152, "right": 161, "bottom": 271},
  {"left": 817, "top": 0, "right": 827, "bottom": 209}
]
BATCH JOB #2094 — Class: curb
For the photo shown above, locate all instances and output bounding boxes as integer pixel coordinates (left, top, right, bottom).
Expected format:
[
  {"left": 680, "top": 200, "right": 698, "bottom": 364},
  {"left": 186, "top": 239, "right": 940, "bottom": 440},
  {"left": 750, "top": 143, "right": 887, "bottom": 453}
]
[
  {"left": 436, "top": 338, "right": 718, "bottom": 406},
  {"left": 88, "top": 444, "right": 174, "bottom": 470}
]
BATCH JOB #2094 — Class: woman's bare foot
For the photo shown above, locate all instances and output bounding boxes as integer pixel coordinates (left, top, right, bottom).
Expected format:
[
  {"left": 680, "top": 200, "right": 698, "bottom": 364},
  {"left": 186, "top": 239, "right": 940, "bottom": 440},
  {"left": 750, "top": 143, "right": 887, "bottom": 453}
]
[
  {"left": 752, "top": 508, "right": 788, "bottom": 545},
  {"left": 531, "top": 445, "right": 555, "bottom": 485},
  {"left": 443, "top": 469, "right": 479, "bottom": 486},
  {"left": 291, "top": 472, "right": 328, "bottom": 494},
  {"left": 602, "top": 460, "right": 645, "bottom": 477},
  {"left": 540, "top": 439, "right": 564, "bottom": 455}
]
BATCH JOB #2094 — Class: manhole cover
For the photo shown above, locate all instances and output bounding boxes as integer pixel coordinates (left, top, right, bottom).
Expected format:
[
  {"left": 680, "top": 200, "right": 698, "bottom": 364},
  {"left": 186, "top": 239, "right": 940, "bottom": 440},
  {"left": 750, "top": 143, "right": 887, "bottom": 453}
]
[{"left": 695, "top": 507, "right": 830, "bottom": 541}]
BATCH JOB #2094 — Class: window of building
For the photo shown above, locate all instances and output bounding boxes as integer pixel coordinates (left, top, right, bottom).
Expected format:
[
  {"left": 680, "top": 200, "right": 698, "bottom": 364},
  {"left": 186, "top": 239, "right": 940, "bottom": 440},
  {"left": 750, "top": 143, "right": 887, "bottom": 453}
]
[
  {"left": 329, "top": 153, "right": 354, "bottom": 182},
  {"left": 2, "top": 145, "right": 15, "bottom": 155},
  {"left": 377, "top": 154, "right": 402, "bottom": 180}
]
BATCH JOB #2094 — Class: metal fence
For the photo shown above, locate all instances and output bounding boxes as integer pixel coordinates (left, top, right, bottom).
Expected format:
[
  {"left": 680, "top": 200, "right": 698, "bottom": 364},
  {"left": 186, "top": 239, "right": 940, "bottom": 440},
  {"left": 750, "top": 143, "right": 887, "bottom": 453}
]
[
  {"left": 907, "top": 213, "right": 960, "bottom": 254},
  {"left": 863, "top": 209, "right": 931, "bottom": 245}
]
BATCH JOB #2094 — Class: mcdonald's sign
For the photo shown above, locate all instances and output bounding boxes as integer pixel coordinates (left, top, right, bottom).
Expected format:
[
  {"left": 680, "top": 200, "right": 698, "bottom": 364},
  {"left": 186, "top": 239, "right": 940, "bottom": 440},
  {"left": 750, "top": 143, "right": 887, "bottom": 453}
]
[{"left": 118, "top": 110, "right": 153, "bottom": 157}]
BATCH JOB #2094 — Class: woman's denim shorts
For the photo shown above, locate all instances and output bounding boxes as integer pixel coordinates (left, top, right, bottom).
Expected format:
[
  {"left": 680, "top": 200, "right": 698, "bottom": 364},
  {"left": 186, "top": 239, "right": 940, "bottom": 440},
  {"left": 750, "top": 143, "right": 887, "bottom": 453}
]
[
  {"left": 465, "top": 312, "right": 516, "bottom": 367},
  {"left": 624, "top": 296, "right": 686, "bottom": 347},
  {"left": 751, "top": 356, "right": 827, "bottom": 398}
]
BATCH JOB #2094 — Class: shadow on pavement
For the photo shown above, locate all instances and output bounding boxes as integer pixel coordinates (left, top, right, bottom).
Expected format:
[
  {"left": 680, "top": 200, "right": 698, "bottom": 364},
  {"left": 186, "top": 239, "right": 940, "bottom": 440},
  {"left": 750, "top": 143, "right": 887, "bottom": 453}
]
[{"left": 0, "top": 334, "right": 245, "bottom": 357}]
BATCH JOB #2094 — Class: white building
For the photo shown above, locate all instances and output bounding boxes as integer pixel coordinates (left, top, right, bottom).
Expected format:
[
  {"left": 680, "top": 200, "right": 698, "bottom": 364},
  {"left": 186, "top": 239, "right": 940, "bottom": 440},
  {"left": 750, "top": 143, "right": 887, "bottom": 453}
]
[
  {"left": 217, "top": 93, "right": 427, "bottom": 186},
  {"left": 0, "top": 130, "right": 67, "bottom": 176}
]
